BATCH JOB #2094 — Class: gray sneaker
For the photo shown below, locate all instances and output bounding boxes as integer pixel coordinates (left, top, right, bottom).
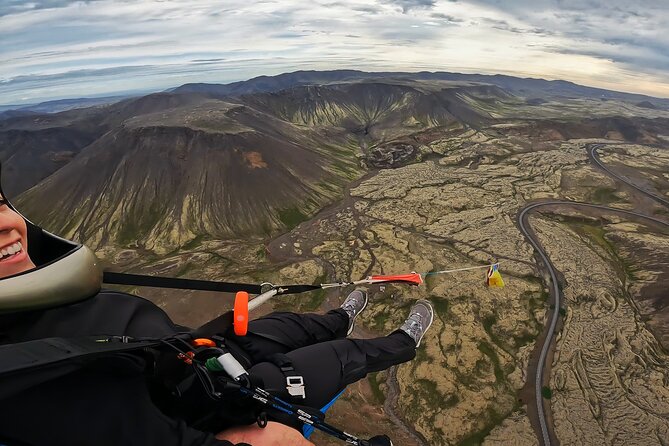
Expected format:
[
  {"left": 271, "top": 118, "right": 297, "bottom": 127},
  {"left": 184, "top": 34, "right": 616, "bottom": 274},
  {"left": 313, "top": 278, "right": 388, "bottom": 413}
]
[
  {"left": 340, "top": 289, "right": 368, "bottom": 335},
  {"left": 400, "top": 300, "right": 434, "bottom": 347}
]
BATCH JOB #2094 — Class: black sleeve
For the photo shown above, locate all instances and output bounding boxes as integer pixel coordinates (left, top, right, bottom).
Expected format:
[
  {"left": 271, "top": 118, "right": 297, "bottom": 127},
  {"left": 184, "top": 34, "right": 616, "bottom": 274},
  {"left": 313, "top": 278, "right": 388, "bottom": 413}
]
[
  {"left": 2, "top": 290, "right": 187, "bottom": 342},
  {"left": 0, "top": 292, "right": 253, "bottom": 445},
  {"left": 0, "top": 361, "right": 249, "bottom": 446}
]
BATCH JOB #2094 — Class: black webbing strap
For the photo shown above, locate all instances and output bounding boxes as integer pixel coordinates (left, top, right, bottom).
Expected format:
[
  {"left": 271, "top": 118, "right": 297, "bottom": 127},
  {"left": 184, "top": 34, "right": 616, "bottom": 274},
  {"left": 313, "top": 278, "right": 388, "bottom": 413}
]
[
  {"left": 267, "top": 353, "right": 299, "bottom": 385},
  {"left": 266, "top": 353, "right": 296, "bottom": 374},
  {"left": 104, "top": 271, "right": 324, "bottom": 297},
  {"left": 0, "top": 337, "right": 159, "bottom": 377},
  {"left": 103, "top": 271, "right": 263, "bottom": 295},
  {"left": 266, "top": 353, "right": 306, "bottom": 400}
]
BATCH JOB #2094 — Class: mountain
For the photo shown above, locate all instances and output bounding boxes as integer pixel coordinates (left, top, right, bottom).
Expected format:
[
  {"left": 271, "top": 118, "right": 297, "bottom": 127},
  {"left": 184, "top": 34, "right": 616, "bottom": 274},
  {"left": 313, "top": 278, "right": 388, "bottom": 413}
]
[
  {"left": 0, "top": 95, "right": 128, "bottom": 115},
  {"left": 173, "top": 69, "right": 669, "bottom": 109},
  {"left": 0, "top": 104, "right": 118, "bottom": 197},
  {"left": 15, "top": 97, "right": 361, "bottom": 253},
  {"left": 11, "top": 79, "right": 519, "bottom": 252},
  {"left": 636, "top": 100, "right": 657, "bottom": 110},
  {"left": 0, "top": 110, "right": 38, "bottom": 120},
  {"left": 9, "top": 72, "right": 669, "bottom": 254},
  {"left": 240, "top": 82, "right": 509, "bottom": 133},
  {"left": 170, "top": 70, "right": 367, "bottom": 96},
  {"left": 0, "top": 92, "right": 212, "bottom": 197}
]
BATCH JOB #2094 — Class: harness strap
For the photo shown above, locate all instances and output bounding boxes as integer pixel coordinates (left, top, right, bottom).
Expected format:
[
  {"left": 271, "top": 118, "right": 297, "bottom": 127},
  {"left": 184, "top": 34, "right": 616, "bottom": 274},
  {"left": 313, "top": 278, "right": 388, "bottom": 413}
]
[
  {"left": 103, "top": 271, "right": 322, "bottom": 297},
  {"left": 191, "top": 311, "right": 234, "bottom": 339},
  {"left": 0, "top": 336, "right": 158, "bottom": 376},
  {"left": 103, "top": 272, "right": 263, "bottom": 294},
  {"left": 267, "top": 353, "right": 307, "bottom": 400},
  {"left": 0, "top": 336, "right": 161, "bottom": 400}
]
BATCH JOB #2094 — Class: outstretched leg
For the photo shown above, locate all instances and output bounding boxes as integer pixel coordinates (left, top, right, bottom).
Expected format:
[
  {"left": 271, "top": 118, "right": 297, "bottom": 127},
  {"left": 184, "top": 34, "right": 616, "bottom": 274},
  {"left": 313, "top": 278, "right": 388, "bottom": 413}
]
[
  {"left": 247, "top": 299, "right": 434, "bottom": 409},
  {"left": 225, "top": 290, "right": 368, "bottom": 365},
  {"left": 249, "top": 330, "right": 417, "bottom": 409},
  {"left": 226, "top": 309, "right": 349, "bottom": 365}
]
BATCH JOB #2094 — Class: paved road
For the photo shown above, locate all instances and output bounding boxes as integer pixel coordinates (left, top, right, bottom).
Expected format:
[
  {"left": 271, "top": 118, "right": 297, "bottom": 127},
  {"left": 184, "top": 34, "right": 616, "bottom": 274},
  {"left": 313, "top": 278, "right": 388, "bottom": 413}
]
[
  {"left": 520, "top": 143, "right": 669, "bottom": 446},
  {"left": 519, "top": 201, "right": 668, "bottom": 446},
  {"left": 589, "top": 144, "right": 669, "bottom": 207}
]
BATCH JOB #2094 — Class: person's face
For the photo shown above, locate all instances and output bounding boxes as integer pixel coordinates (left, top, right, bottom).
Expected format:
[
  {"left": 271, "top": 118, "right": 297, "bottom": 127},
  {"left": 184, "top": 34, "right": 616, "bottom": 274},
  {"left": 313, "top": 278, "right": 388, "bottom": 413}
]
[{"left": 0, "top": 193, "right": 36, "bottom": 279}]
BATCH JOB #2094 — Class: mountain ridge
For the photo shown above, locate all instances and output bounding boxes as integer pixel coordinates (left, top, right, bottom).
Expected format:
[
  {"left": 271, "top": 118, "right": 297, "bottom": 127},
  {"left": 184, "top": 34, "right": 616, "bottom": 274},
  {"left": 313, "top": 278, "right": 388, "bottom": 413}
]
[
  {"left": 6, "top": 74, "right": 669, "bottom": 254},
  {"left": 172, "top": 69, "right": 669, "bottom": 108}
]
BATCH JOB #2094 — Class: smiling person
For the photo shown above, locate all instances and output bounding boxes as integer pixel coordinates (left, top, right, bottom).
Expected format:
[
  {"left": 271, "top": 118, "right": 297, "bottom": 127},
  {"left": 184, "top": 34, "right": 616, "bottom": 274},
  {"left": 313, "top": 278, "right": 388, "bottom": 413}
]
[
  {"left": 0, "top": 164, "right": 424, "bottom": 446},
  {"left": 0, "top": 192, "right": 36, "bottom": 279}
]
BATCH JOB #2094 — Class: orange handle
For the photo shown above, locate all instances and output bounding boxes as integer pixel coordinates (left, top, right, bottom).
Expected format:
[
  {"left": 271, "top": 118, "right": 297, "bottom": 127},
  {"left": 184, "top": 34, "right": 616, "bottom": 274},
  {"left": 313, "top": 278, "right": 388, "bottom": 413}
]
[
  {"left": 192, "top": 338, "right": 216, "bottom": 347},
  {"left": 234, "top": 291, "right": 249, "bottom": 336}
]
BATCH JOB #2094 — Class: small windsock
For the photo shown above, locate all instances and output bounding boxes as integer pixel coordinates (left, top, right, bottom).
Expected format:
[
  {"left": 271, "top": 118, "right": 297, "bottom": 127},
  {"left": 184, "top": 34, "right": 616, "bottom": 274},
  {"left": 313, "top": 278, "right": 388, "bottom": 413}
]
[{"left": 486, "top": 263, "right": 505, "bottom": 288}]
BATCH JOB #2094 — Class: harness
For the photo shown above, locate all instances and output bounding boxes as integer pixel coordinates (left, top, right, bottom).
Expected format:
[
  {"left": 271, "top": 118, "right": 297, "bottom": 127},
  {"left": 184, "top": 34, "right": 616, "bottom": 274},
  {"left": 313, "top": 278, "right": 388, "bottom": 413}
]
[
  {"left": 267, "top": 353, "right": 307, "bottom": 400},
  {"left": 0, "top": 327, "right": 378, "bottom": 446},
  {"left": 0, "top": 335, "right": 159, "bottom": 400}
]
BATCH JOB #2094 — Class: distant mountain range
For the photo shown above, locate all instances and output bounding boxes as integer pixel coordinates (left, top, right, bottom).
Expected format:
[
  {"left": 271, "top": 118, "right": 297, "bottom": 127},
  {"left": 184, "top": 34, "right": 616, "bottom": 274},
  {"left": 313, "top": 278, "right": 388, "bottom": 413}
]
[
  {"left": 170, "top": 70, "right": 669, "bottom": 109},
  {"left": 0, "top": 95, "right": 130, "bottom": 116},
  {"left": 3, "top": 70, "right": 668, "bottom": 252},
  {"left": 4, "top": 70, "right": 668, "bottom": 117}
]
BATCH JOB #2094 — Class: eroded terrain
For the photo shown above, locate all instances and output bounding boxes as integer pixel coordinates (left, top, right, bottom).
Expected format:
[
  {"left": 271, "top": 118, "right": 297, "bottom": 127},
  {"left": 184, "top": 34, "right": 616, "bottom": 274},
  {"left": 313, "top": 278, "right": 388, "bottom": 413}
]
[
  {"left": 264, "top": 130, "right": 667, "bottom": 445},
  {"left": 535, "top": 213, "right": 669, "bottom": 445},
  {"left": 92, "top": 128, "right": 669, "bottom": 445}
]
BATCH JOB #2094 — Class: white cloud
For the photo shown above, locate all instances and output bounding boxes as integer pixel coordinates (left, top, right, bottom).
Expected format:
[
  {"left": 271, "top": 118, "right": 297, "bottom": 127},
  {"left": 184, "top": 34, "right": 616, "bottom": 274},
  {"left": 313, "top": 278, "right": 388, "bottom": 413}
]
[{"left": 0, "top": 0, "right": 667, "bottom": 104}]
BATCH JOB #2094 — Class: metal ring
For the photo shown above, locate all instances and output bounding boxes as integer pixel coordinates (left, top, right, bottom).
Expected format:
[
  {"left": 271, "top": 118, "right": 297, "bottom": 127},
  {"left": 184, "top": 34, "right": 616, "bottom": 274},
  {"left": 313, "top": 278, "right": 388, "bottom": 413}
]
[{"left": 260, "top": 282, "right": 275, "bottom": 293}]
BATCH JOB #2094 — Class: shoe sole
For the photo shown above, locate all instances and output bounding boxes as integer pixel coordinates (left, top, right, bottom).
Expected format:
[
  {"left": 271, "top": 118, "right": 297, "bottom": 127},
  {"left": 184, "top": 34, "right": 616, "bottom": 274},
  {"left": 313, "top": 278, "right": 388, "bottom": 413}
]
[
  {"left": 347, "top": 291, "right": 368, "bottom": 336},
  {"left": 414, "top": 299, "right": 434, "bottom": 347}
]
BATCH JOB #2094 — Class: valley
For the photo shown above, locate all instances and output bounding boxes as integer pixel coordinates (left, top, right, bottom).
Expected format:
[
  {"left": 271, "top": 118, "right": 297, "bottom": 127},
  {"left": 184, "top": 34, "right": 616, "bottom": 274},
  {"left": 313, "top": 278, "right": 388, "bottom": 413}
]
[{"left": 4, "top": 71, "right": 669, "bottom": 445}]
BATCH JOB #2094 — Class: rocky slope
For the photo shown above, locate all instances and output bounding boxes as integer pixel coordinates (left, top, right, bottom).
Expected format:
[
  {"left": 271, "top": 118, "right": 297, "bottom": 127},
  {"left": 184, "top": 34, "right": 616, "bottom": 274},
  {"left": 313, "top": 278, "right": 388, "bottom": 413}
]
[
  {"left": 8, "top": 73, "right": 669, "bottom": 445},
  {"left": 11, "top": 80, "right": 520, "bottom": 253},
  {"left": 241, "top": 82, "right": 505, "bottom": 135},
  {"left": 17, "top": 101, "right": 360, "bottom": 253}
]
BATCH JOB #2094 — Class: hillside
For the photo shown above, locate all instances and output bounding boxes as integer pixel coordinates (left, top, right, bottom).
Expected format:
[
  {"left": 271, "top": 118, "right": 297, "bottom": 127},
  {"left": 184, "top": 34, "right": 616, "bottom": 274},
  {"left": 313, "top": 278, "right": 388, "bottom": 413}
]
[
  {"left": 11, "top": 80, "right": 522, "bottom": 252},
  {"left": 16, "top": 100, "right": 360, "bottom": 253},
  {"left": 173, "top": 70, "right": 669, "bottom": 109}
]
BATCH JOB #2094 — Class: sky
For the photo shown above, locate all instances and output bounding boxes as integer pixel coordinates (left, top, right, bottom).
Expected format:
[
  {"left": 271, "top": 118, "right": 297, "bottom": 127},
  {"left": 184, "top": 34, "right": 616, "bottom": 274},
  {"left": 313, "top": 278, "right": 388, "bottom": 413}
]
[{"left": 1, "top": 0, "right": 668, "bottom": 105}]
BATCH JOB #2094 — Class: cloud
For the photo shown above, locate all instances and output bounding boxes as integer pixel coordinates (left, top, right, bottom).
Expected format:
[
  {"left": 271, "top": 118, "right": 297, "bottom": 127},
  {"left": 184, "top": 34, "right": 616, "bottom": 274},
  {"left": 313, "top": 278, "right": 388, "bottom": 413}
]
[
  {"left": 430, "top": 12, "right": 463, "bottom": 23},
  {"left": 0, "top": 0, "right": 78, "bottom": 17},
  {"left": 0, "top": 0, "right": 667, "bottom": 104},
  {"left": 380, "top": 0, "right": 436, "bottom": 13},
  {"left": 463, "top": 0, "right": 669, "bottom": 74}
]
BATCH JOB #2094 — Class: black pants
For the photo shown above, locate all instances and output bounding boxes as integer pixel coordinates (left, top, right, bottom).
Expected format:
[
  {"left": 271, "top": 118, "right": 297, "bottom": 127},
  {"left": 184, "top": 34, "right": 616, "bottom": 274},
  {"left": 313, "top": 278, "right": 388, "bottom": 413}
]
[{"left": 224, "top": 309, "right": 416, "bottom": 409}]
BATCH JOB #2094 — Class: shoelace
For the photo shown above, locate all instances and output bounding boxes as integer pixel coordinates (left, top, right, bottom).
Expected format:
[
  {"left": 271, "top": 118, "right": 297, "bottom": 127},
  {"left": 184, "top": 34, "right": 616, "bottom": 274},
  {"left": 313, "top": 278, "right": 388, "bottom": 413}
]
[
  {"left": 404, "top": 314, "right": 424, "bottom": 338},
  {"left": 341, "top": 301, "right": 359, "bottom": 317},
  {"left": 343, "top": 293, "right": 364, "bottom": 310}
]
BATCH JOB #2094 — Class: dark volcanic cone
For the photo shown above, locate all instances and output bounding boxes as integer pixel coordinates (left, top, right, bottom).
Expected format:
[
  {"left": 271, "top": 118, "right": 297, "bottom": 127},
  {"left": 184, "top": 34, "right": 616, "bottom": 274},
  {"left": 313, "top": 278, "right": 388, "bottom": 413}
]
[{"left": 17, "top": 118, "right": 355, "bottom": 253}]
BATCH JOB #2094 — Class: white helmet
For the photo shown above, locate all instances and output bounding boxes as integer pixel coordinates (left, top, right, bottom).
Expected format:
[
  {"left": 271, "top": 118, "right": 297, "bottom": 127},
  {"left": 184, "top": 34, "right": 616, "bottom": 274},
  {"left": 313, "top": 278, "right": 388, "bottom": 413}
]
[{"left": 0, "top": 164, "right": 101, "bottom": 312}]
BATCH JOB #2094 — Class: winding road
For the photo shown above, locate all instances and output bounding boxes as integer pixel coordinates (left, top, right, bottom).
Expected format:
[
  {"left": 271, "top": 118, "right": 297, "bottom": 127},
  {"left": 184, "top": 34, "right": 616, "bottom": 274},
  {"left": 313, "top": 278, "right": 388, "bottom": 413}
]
[
  {"left": 589, "top": 144, "right": 669, "bottom": 207},
  {"left": 519, "top": 142, "right": 669, "bottom": 446}
]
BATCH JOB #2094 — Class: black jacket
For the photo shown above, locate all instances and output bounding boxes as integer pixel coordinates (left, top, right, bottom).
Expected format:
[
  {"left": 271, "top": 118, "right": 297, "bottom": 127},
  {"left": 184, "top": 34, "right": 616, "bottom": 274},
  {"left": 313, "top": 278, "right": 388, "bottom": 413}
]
[{"left": 0, "top": 291, "right": 248, "bottom": 446}]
